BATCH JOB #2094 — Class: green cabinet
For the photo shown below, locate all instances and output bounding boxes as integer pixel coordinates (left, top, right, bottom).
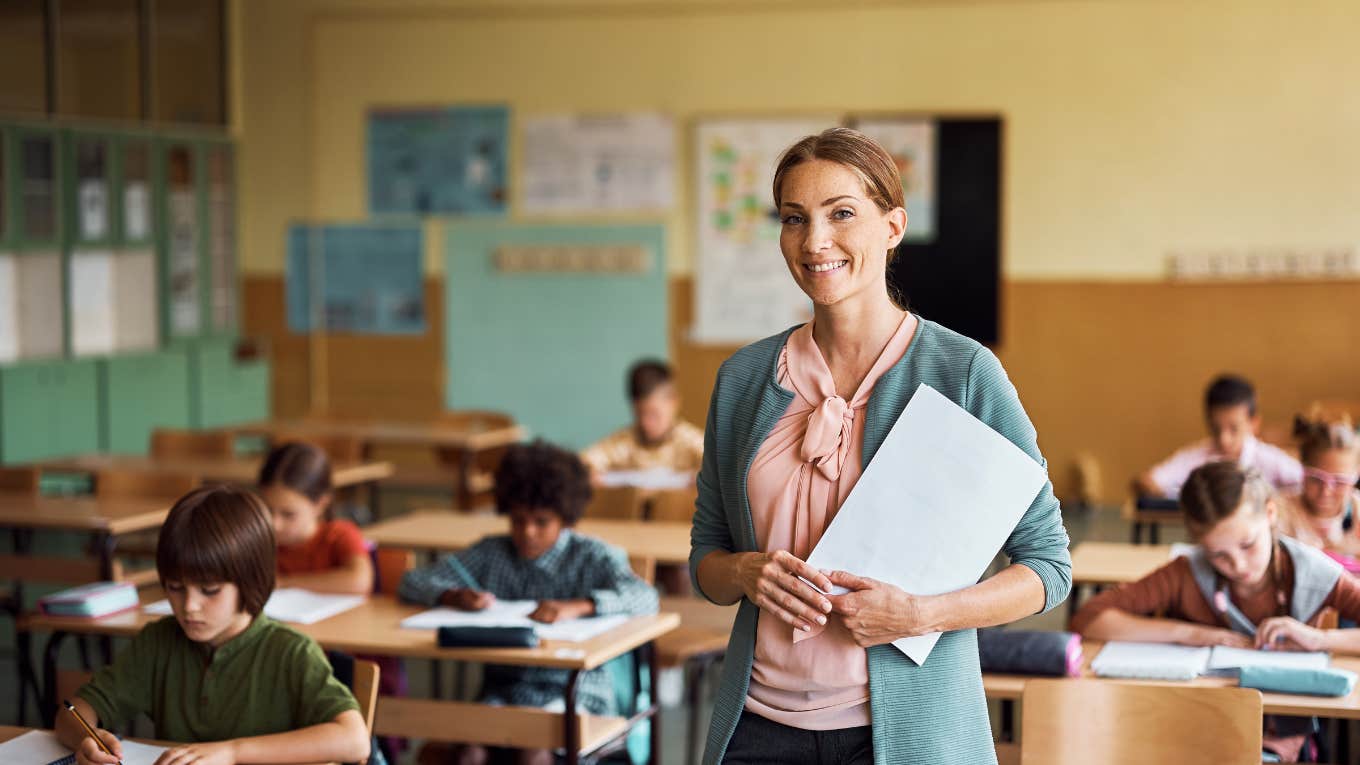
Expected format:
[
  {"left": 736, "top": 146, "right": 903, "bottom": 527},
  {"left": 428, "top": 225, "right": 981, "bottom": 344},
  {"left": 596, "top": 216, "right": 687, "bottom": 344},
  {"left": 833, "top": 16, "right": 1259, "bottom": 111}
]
[
  {"left": 190, "top": 337, "right": 270, "bottom": 429},
  {"left": 98, "top": 349, "right": 192, "bottom": 454},
  {"left": 0, "top": 359, "right": 100, "bottom": 463}
]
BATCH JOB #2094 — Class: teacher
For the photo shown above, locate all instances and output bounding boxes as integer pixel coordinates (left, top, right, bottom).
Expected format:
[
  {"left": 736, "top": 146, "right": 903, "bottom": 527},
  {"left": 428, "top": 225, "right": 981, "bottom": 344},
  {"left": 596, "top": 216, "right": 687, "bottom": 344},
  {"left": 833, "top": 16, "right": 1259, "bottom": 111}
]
[{"left": 689, "top": 128, "right": 1072, "bottom": 765}]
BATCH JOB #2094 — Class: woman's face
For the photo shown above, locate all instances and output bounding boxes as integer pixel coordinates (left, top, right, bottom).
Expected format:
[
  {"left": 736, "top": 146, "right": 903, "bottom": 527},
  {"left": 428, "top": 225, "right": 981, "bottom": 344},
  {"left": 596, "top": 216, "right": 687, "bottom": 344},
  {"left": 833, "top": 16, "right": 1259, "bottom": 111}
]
[{"left": 777, "top": 159, "right": 907, "bottom": 309}]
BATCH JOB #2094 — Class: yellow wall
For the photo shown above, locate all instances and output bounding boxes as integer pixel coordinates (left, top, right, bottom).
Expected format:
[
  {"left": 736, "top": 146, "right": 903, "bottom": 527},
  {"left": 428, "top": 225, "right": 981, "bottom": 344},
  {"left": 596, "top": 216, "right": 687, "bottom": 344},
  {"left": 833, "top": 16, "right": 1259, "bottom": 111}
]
[{"left": 239, "top": 0, "right": 1360, "bottom": 279}]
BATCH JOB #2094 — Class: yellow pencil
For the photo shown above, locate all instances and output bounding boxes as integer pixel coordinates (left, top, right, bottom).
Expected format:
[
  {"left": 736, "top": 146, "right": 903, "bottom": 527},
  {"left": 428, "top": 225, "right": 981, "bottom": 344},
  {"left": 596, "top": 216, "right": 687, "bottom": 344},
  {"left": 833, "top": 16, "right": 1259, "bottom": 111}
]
[{"left": 63, "top": 699, "right": 122, "bottom": 765}]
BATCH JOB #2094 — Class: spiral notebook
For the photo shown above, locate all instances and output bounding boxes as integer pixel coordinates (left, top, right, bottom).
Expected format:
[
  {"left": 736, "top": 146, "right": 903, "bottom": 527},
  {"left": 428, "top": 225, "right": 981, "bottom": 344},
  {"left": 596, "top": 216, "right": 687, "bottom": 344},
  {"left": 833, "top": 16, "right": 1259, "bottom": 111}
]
[{"left": 0, "top": 730, "right": 167, "bottom": 764}]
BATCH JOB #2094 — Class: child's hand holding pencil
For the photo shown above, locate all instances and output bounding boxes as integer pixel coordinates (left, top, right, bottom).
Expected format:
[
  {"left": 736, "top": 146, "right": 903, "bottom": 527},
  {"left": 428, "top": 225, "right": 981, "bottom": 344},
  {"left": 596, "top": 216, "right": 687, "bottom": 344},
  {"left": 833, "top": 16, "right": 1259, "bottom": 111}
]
[{"left": 64, "top": 699, "right": 123, "bottom": 765}]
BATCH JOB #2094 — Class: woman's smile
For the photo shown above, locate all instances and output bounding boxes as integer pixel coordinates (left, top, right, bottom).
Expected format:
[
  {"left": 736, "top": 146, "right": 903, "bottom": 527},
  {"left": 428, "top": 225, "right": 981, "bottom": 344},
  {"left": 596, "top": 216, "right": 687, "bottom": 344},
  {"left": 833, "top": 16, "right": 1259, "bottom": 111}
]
[{"left": 806, "top": 259, "right": 849, "bottom": 274}]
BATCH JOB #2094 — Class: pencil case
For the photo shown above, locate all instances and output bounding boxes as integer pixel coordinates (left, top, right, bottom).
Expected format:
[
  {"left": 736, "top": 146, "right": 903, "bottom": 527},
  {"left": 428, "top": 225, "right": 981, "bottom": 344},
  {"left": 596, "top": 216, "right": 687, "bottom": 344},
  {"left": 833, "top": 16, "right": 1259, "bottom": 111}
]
[
  {"left": 436, "top": 626, "right": 540, "bottom": 648},
  {"left": 978, "top": 628, "right": 1082, "bottom": 677},
  {"left": 1238, "top": 665, "right": 1358, "bottom": 697}
]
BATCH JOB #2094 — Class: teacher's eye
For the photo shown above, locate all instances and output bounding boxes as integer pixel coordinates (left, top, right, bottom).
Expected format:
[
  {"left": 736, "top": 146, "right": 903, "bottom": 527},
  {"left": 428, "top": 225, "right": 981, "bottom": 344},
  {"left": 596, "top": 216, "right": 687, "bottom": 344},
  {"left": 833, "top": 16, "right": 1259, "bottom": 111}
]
[
  {"left": 831, "top": 208, "right": 855, "bottom": 220},
  {"left": 780, "top": 213, "right": 804, "bottom": 226}
]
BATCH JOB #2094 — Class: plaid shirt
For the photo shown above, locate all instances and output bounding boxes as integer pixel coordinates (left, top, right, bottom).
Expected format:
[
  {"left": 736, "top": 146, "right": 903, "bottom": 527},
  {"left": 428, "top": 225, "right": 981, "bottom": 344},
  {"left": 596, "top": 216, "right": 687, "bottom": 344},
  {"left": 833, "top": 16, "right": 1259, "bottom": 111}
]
[{"left": 398, "top": 529, "right": 659, "bottom": 714}]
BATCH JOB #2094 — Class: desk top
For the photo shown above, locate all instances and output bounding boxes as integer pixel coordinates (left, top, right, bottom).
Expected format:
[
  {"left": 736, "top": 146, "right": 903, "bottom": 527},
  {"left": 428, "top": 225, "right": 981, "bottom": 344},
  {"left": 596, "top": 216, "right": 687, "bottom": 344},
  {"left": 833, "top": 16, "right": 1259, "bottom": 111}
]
[
  {"left": 1070, "top": 541, "right": 1174, "bottom": 586},
  {"left": 367, "top": 510, "right": 693, "bottom": 565},
  {"left": 29, "top": 454, "right": 394, "bottom": 489},
  {"left": 230, "top": 419, "right": 527, "bottom": 451},
  {"left": 22, "top": 594, "right": 680, "bottom": 672},
  {"left": 982, "top": 639, "right": 1360, "bottom": 720},
  {"left": 0, "top": 491, "right": 170, "bottom": 534}
]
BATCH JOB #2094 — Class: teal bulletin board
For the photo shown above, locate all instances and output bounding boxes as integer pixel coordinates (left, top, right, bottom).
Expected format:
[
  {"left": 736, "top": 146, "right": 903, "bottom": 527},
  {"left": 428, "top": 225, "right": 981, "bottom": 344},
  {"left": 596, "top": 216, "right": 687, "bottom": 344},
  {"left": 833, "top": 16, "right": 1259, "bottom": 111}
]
[
  {"left": 368, "top": 106, "right": 509, "bottom": 215},
  {"left": 445, "top": 222, "right": 667, "bottom": 449},
  {"left": 287, "top": 223, "right": 425, "bottom": 334}
]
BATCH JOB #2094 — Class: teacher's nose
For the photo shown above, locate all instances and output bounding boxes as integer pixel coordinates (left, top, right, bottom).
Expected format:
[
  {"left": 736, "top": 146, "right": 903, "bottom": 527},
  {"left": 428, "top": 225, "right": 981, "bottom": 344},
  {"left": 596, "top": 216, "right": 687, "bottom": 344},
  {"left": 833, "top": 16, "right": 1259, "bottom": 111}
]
[{"left": 801, "top": 220, "right": 834, "bottom": 254}]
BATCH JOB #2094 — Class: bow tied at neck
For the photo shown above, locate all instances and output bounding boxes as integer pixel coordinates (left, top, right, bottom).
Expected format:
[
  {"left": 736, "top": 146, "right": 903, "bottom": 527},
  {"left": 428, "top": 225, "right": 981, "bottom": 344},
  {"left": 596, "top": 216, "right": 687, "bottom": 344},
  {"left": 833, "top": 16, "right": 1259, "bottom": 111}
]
[{"left": 801, "top": 394, "right": 855, "bottom": 480}]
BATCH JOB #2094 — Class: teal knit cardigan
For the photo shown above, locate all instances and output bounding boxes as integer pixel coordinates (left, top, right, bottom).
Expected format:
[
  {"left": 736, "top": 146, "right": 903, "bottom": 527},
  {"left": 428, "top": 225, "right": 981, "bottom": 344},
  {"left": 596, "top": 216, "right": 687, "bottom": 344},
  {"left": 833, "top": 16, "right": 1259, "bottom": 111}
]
[{"left": 689, "top": 318, "right": 1072, "bottom": 765}]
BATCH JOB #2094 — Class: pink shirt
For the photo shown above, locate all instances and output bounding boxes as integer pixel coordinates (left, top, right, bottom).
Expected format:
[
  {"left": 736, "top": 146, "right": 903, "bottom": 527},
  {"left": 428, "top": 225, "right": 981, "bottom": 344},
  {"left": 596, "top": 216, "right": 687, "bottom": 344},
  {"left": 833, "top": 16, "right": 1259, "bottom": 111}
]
[
  {"left": 744, "top": 313, "right": 918, "bottom": 730},
  {"left": 1148, "top": 435, "right": 1302, "bottom": 497}
]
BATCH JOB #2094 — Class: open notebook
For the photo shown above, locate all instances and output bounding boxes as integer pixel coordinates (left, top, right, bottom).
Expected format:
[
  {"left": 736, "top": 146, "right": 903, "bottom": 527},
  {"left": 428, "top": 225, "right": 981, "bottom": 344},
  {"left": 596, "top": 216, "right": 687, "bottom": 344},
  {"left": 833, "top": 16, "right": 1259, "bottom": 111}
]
[
  {"left": 1092, "top": 641, "right": 1329, "bottom": 681},
  {"left": 401, "top": 600, "right": 628, "bottom": 642},
  {"left": 0, "top": 730, "right": 167, "bottom": 765}
]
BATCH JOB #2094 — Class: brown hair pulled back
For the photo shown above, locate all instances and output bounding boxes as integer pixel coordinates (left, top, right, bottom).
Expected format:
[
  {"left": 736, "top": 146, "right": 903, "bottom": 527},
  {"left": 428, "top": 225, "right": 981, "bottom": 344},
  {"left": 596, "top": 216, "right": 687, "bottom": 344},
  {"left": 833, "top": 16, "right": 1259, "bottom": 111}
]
[{"left": 1178, "top": 461, "right": 1274, "bottom": 538}]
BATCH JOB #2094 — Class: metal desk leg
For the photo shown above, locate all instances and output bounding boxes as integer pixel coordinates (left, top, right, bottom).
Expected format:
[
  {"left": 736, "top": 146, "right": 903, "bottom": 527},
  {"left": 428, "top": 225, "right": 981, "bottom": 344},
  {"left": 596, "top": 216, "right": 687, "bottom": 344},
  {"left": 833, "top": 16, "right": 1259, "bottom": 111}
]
[
  {"left": 646, "top": 642, "right": 661, "bottom": 765},
  {"left": 562, "top": 669, "right": 583, "bottom": 765},
  {"left": 42, "top": 630, "right": 72, "bottom": 727},
  {"left": 1130, "top": 521, "right": 1143, "bottom": 544},
  {"left": 1149, "top": 522, "right": 1160, "bottom": 545}
]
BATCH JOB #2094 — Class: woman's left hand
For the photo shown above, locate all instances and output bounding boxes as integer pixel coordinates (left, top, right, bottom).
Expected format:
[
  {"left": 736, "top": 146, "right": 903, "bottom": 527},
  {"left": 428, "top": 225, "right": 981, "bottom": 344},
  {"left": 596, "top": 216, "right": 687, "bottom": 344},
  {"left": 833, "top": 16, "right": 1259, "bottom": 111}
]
[
  {"left": 825, "top": 570, "right": 933, "bottom": 647},
  {"left": 1255, "top": 616, "right": 1329, "bottom": 652}
]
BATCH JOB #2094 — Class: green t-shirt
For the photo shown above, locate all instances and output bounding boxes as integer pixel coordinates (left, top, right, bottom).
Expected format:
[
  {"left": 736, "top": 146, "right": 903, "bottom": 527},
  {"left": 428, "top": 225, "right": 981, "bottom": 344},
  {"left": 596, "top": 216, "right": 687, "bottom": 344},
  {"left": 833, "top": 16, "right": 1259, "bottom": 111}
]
[{"left": 79, "top": 615, "right": 358, "bottom": 743}]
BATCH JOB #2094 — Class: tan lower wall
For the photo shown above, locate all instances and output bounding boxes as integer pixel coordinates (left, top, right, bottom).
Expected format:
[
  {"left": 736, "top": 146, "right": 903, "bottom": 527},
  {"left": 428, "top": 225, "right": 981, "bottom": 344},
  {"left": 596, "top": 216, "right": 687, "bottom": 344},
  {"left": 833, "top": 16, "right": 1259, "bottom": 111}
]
[{"left": 246, "top": 275, "right": 1360, "bottom": 505}]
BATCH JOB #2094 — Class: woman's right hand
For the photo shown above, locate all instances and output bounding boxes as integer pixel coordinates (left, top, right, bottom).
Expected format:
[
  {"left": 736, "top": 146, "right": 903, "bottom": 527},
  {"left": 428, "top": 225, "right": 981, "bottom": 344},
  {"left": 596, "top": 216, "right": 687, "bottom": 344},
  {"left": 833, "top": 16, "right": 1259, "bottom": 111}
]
[
  {"left": 76, "top": 729, "right": 123, "bottom": 765},
  {"left": 737, "top": 550, "right": 834, "bottom": 632}
]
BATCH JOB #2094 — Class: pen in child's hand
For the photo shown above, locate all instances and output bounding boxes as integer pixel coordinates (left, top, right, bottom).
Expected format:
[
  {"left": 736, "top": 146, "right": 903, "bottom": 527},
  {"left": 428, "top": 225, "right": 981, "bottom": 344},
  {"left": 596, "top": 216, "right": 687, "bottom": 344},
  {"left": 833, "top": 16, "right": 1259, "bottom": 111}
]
[{"left": 63, "top": 699, "right": 123, "bottom": 765}]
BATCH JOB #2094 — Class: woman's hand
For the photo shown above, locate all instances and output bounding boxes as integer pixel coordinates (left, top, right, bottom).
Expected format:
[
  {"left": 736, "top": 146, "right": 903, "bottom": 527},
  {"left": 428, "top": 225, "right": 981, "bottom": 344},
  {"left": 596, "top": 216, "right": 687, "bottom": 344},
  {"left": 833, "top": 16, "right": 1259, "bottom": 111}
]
[
  {"left": 1255, "top": 617, "right": 1328, "bottom": 652},
  {"left": 825, "top": 571, "right": 931, "bottom": 647},
  {"left": 154, "top": 741, "right": 238, "bottom": 765},
  {"left": 738, "top": 550, "right": 833, "bottom": 632},
  {"left": 75, "top": 730, "right": 123, "bottom": 765}
]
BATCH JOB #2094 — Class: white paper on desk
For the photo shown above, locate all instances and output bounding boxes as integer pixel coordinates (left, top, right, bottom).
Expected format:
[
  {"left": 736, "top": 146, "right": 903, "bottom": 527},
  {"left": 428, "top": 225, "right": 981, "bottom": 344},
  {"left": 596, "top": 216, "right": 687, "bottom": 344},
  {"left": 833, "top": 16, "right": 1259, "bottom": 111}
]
[
  {"left": 400, "top": 600, "right": 629, "bottom": 642},
  {"left": 1091, "top": 641, "right": 1211, "bottom": 680},
  {"left": 144, "top": 588, "right": 364, "bottom": 625},
  {"left": 1207, "top": 645, "right": 1329, "bottom": 672},
  {"left": 803, "top": 383, "right": 1047, "bottom": 665},
  {"left": 599, "top": 469, "right": 694, "bottom": 490},
  {"left": 0, "top": 729, "right": 167, "bottom": 764}
]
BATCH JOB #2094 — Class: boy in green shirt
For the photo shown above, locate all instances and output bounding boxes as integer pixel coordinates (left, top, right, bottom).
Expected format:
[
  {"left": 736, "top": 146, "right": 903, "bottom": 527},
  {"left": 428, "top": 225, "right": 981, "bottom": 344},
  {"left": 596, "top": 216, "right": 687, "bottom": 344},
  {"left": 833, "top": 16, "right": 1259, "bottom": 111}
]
[{"left": 57, "top": 485, "right": 370, "bottom": 765}]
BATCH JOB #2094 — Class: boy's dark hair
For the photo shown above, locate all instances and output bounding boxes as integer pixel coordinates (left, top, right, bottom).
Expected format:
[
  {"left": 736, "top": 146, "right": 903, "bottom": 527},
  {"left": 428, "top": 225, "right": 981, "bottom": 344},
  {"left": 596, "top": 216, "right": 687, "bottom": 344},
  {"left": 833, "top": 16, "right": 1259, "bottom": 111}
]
[
  {"left": 1179, "top": 461, "right": 1273, "bottom": 538},
  {"left": 1204, "top": 374, "right": 1257, "bottom": 416},
  {"left": 258, "top": 441, "right": 333, "bottom": 502},
  {"left": 157, "top": 485, "right": 276, "bottom": 616},
  {"left": 628, "top": 359, "right": 673, "bottom": 402},
  {"left": 493, "top": 439, "right": 593, "bottom": 525}
]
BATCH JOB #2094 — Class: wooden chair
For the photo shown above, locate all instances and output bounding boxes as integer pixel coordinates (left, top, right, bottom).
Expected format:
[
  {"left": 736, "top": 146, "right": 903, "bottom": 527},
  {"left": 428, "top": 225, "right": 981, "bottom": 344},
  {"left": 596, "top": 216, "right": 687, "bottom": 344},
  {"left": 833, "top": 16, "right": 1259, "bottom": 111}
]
[
  {"left": 585, "top": 485, "right": 645, "bottom": 520},
  {"left": 373, "top": 546, "right": 415, "bottom": 595},
  {"left": 352, "top": 659, "right": 381, "bottom": 737},
  {"left": 436, "top": 410, "right": 517, "bottom": 509},
  {"left": 627, "top": 554, "right": 656, "bottom": 586},
  {"left": 270, "top": 432, "right": 367, "bottom": 463},
  {"left": 95, "top": 470, "right": 200, "bottom": 500},
  {"left": 647, "top": 486, "right": 698, "bottom": 523},
  {"left": 149, "top": 428, "right": 235, "bottom": 460},
  {"left": 1019, "top": 679, "right": 1262, "bottom": 765},
  {"left": 0, "top": 466, "right": 40, "bottom": 492}
]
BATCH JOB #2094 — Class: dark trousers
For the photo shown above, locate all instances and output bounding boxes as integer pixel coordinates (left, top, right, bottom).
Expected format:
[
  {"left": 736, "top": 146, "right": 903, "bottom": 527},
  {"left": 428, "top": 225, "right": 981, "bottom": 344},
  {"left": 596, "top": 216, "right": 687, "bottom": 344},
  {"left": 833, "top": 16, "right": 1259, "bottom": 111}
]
[{"left": 722, "top": 711, "right": 873, "bottom": 765}]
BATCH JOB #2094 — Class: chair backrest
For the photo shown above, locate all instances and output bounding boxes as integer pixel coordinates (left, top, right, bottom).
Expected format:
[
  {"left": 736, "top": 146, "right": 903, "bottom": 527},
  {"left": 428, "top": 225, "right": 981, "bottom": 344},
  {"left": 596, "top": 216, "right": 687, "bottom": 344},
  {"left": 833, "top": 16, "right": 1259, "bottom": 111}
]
[
  {"left": 150, "top": 428, "right": 236, "bottom": 459},
  {"left": 438, "top": 409, "right": 517, "bottom": 432},
  {"left": 1019, "top": 679, "right": 1262, "bottom": 765},
  {"left": 351, "top": 658, "right": 381, "bottom": 734},
  {"left": 585, "top": 485, "right": 644, "bottom": 520},
  {"left": 647, "top": 486, "right": 698, "bottom": 523},
  {"left": 373, "top": 546, "right": 415, "bottom": 595},
  {"left": 270, "top": 432, "right": 367, "bottom": 463},
  {"left": 95, "top": 470, "right": 200, "bottom": 500},
  {"left": 627, "top": 554, "right": 656, "bottom": 586},
  {"left": 0, "top": 466, "right": 40, "bottom": 492}
]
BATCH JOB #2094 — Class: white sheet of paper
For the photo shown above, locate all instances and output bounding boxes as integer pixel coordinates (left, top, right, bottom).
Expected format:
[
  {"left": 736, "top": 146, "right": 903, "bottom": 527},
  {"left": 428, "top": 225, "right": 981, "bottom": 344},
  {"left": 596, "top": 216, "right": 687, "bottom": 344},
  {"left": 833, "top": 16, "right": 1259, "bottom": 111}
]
[
  {"left": 803, "top": 383, "right": 1047, "bottom": 665},
  {"left": 400, "top": 600, "right": 629, "bottom": 642},
  {"left": 598, "top": 469, "right": 693, "bottom": 490},
  {"left": 144, "top": 588, "right": 364, "bottom": 625},
  {"left": 0, "top": 729, "right": 167, "bottom": 765},
  {"left": 1091, "top": 641, "right": 1212, "bottom": 680},
  {"left": 1207, "top": 645, "right": 1330, "bottom": 671},
  {"left": 1169, "top": 542, "right": 1197, "bottom": 559}
]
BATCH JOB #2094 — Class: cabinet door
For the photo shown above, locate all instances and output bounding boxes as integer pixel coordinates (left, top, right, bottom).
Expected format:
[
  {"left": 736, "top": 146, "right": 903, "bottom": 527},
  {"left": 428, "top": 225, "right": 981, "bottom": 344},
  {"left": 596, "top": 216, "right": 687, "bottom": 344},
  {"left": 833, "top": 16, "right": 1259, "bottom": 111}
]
[
  {"left": 49, "top": 359, "right": 100, "bottom": 456},
  {"left": 103, "top": 351, "right": 191, "bottom": 453},
  {"left": 0, "top": 362, "right": 53, "bottom": 462}
]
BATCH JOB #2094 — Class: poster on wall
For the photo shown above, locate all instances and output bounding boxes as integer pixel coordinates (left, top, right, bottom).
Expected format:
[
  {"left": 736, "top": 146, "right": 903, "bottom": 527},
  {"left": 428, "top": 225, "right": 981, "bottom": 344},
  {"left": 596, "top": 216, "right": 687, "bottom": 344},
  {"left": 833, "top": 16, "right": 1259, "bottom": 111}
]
[
  {"left": 851, "top": 117, "right": 937, "bottom": 243},
  {"left": 368, "top": 105, "right": 509, "bottom": 215},
  {"left": 520, "top": 113, "right": 675, "bottom": 214},
  {"left": 692, "top": 116, "right": 838, "bottom": 344},
  {"left": 286, "top": 223, "right": 425, "bottom": 335},
  {"left": 167, "top": 188, "right": 201, "bottom": 337}
]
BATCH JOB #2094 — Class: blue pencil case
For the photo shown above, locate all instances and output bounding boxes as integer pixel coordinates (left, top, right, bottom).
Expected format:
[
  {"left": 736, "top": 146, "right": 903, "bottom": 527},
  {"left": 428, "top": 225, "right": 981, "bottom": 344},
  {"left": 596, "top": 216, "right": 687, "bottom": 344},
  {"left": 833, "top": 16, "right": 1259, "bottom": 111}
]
[{"left": 1238, "top": 665, "right": 1358, "bottom": 697}]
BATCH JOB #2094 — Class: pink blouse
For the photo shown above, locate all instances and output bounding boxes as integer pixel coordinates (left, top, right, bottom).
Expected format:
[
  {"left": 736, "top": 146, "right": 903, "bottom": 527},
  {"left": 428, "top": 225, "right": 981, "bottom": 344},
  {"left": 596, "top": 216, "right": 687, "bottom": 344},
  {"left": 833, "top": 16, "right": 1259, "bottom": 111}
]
[{"left": 744, "top": 313, "right": 918, "bottom": 730}]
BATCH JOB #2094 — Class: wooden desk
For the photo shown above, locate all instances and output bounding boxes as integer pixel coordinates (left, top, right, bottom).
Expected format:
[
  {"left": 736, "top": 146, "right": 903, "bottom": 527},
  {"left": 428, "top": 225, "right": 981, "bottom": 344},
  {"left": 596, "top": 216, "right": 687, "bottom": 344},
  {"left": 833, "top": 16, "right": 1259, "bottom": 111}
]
[
  {"left": 656, "top": 596, "right": 735, "bottom": 765},
  {"left": 367, "top": 510, "right": 694, "bottom": 566},
  {"left": 27, "top": 454, "right": 394, "bottom": 490},
  {"left": 982, "top": 639, "right": 1360, "bottom": 720},
  {"left": 1071, "top": 542, "right": 1173, "bottom": 587},
  {"left": 0, "top": 726, "right": 334, "bottom": 765},
  {"left": 1121, "top": 500, "right": 1184, "bottom": 544},
  {"left": 24, "top": 595, "right": 679, "bottom": 765}
]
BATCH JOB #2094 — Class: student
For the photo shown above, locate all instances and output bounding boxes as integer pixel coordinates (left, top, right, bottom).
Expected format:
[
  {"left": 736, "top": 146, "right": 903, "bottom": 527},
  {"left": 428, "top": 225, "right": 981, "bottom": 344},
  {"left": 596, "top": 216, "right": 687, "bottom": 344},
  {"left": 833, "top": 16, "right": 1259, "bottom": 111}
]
[
  {"left": 1072, "top": 462, "right": 1360, "bottom": 762},
  {"left": 399, "top": 440, "right": 658, "bottom": 765},
  {"left": 258, "top": 441, "right": 374, "bottom": 595},
  {"left": 1276, "top": 416, "right": 1360, "bottom": 560},
  {"left": 58, "top": 485, "right": 369, "bottom": 765},
  {"left": 1134, "top": 374, "right": 1302, "bottom": 498},
  {"left": 580, "top": 359, "right": 704, "bottom": 480}
]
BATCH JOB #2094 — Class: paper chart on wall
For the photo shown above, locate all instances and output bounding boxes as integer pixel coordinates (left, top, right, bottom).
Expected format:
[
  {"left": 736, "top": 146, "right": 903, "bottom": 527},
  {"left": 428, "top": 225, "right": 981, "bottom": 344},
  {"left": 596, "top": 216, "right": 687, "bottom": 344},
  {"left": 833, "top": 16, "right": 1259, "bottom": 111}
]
[
  {"left": 520, "top": 113, "right": 675, "bottom": 214},
  {"left": 850, "top": 118, "right": 936, "bottom": 243},
  {"left": 691, "top": 116, "right": 837, "bottom": 344}
]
